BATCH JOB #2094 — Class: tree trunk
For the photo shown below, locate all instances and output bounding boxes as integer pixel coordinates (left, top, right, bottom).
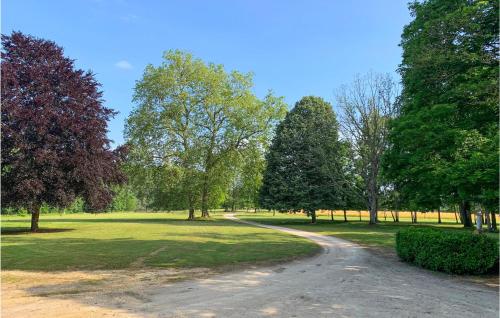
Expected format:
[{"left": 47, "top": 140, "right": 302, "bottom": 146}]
[
  {"left": 454, "top": 210, "right": 459, "bottom": 223},
  {"left": 395, "top": 209, "right": 399, "bottom": 222},
  {"left": 491, "top": 211, "right": 497, "bottom": 232},
  {"left": 390, "top": 210, "right": 395, "bottom": 222},
  {"left": 273, "top": 210, "right": 276, "bottom": 216},
  {"left": 330, "top": 210, "right": 334, "bottom": 222},
  {"left": 437, "top": 207, "right": 442, "bottom": 224},
  {"left": 484, "top": 208, "right": 492, "bottom": 232},
  {"left": 414, "top": 211, "right": 418, "bottom": 223},
  {"left": 188, "top": 207, "right": 195, "bottom": 220},
  {"left": 187, "top": 194, "right": 196, "bottom": 220},
  {"left": 459, "top": 201, "right": 472, "bottom": 227},
  {"left": 30, "top": 204, "right": 41, "bottom": 232},
  {"left": 201, "top": 182, "right": 210, "bottom": 218},
  {"left": 343, "top": 209, "right": 348, "bottom": 222},
  {"left": 369, "top": 204, "right": 377, "bottom": 225},
  {"left": 311, "top": 210, "right": 317, "bottom": 224},
  {"left": 359, "top": 210, "right": 361, "bottom": 221},
  {"left": 367, "top": 160, "right": 379, "bottom": 224}
]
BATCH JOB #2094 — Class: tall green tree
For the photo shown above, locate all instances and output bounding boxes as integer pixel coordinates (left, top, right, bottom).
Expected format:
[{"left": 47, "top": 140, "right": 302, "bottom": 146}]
[
  {"left": 382, "top": 0, "right": 499, "bottom": 228},
  {"left": 259, "top": 96, "right": 344, "bottom": 223},
  {"left": 126, "top": 51, "right": 286, "bottom": 219}
]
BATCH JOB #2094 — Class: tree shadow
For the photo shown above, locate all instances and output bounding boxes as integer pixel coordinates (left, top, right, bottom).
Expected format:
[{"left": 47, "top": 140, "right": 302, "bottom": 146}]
[
  {"left": 1, "top": 231, "right": 319, "bottom": 271},
  {"left": 1, "top": 217, "right": 242, "bottom": 227},
  {"left": 2, "top": 228, "right": 75, "bottom": 235}
]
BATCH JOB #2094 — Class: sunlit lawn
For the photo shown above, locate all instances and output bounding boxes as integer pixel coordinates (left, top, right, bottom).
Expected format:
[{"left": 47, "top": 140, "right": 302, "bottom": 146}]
[{"left": 1, "top": 211, "right": 320, "bottom": 271}]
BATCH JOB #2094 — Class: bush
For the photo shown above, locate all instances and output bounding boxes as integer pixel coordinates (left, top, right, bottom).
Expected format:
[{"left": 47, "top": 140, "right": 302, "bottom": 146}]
[{"left": 396, "top": 227, "right": 499, "bottom": 274}]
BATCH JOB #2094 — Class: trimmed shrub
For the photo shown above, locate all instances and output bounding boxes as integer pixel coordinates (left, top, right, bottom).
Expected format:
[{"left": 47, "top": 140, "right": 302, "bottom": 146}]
[{"left": 396, "top": 227, "right": 499, "bottom": 274}]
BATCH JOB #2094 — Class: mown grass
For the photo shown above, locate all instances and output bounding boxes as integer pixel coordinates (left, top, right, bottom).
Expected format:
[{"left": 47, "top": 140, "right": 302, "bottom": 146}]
[
  {"left": 1, "top": 212, "right": 320, "bottom": 271},
  {"left": 238, "top": 212, "right": 499, "bottom": 250}
]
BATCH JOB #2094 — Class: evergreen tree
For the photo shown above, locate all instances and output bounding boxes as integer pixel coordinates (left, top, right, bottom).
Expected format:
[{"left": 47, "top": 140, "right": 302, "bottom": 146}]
[{"left": 260, "top": 96, "right": 344, "bottom": 223}]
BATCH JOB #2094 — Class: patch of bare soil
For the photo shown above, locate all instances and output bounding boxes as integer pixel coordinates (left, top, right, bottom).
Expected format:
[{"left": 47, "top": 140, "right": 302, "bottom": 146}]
[{"left": 1, "top": 268, "right": 214, "bottom": 318}]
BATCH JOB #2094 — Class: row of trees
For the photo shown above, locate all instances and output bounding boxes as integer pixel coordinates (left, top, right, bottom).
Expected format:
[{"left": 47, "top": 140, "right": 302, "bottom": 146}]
[
  {"left": 2, "top": 0, "right": 497, "bottom": 231},
  {"left": 259, "top": 74, "right": 398, "bottom": 225},
  {"left": 260, "top": 0, "right": 499, "bottom": 228}
]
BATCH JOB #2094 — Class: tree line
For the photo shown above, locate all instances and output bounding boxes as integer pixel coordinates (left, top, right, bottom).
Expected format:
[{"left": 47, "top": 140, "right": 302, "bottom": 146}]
[{"left": 1, "top": 0, "right": 498, "bottom": 231}]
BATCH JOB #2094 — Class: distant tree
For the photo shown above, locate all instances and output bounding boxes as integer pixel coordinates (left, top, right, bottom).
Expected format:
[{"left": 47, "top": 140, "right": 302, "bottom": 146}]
[
  {"left": 225, "top": 143, "right": 267, "bottom": 211},
  {"left": 337, "top": 140, "right": 365, "bottom": 221},
  {"left": 110, "top": 185, "right": 138, "bottom": 211},
  {"left": 126, "top": 51, "right": 286, "bottom": 219},
  {"left": 260, "top": 96, "right": 344, "bottom": 223},
  {"left": 382, "top": 0, "right": 499, "bottom": 228},
  {"left": 1, "top": 32, "right": 126, "bottom": 231},
  {"left": 336, "top": 73, "right": 399, "bottom": 224}
]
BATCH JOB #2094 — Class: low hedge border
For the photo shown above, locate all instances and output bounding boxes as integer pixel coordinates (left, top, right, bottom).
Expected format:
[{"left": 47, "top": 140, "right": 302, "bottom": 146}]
[{"left": 395, "top": 227, "right": 499, "bottom": 275}]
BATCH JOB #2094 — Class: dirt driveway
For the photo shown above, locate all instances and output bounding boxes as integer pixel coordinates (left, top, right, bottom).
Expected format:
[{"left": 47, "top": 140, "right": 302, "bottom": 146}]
[{"left": 2, "top": 214, "right": 498, "bottom": 317}]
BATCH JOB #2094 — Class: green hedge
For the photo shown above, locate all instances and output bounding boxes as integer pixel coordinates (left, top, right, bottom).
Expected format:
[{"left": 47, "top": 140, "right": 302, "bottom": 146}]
[{"left": 396, "top": 227, "right": 498, "bottom": 274}]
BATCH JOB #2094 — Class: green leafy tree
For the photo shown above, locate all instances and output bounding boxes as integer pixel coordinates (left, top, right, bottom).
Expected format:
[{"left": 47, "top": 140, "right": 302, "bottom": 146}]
[
  {"left": 225, "top": 143, "right": 267, "bottom": 211},
  {"left": 126, "top": 51, "right": 286, "bottom": 219},
  {"left": 260, "top": 96, "right": 344, "bottom": 223},
  {"left": 110, "top": 185, "right": 138, "bottom": 212},
  {"left": 382, "top": 0, "right": 499, "bottom": 228}
]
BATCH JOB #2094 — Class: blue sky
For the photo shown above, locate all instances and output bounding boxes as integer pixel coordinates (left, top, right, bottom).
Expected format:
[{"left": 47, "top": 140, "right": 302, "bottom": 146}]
[{"left": 2, "top": 0, "right": 411, "bottom": 146}]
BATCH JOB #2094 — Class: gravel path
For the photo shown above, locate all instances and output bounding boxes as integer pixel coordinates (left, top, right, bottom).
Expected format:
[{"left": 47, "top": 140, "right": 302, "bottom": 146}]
[{"left": 131, "top": 214, "right": 498, "bottom": 317}]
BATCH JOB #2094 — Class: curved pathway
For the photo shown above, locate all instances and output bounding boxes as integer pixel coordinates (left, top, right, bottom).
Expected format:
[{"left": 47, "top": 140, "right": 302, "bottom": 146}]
[{"left": 135, "top": 214, "right": 499, "bottom": 317}]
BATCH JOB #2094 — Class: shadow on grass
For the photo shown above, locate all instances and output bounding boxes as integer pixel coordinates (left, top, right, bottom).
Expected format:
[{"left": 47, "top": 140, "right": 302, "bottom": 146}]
[
  {"left": 2, "top": 228, "right": 75, "bottom": 235},
  {"left": 1, "top": 230, "right": 320, "bottom": 271},
  {"left": 1, "top": 217, "right": 238, "bottom": 227}
]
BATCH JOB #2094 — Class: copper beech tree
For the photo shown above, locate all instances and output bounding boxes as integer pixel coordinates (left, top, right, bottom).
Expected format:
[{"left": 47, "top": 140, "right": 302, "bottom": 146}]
[{"left": 1, "top": 32, "right": 126, "bottom": 231}]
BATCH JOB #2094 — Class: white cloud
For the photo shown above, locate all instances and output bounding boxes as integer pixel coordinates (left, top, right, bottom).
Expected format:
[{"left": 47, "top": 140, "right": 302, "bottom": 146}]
[
  {"left": 120, "top": 14, "right": 139, "bottom": 23},
  {"left": 115, "top": 60, "right": 133, "bottom": 70}
]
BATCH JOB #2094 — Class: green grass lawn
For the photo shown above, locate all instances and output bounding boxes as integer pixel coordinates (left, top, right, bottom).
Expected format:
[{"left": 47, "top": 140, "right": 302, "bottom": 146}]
[
  {"left": 238, "top": 212, "right": 499, "bottom": 250},
  {"left": 1, "top": 212, "right": 320, "bottom": 271}
]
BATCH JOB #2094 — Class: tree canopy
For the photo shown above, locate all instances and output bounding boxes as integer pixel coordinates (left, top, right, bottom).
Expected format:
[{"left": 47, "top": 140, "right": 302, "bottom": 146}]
[
  {"left": 382, "top": 0, "right": 499, "bottom": 227},
  {"left": 1, "top": 32, "right": 126, "bottom": 231},
  {"left": 125, "top": 50, "right": 286, "bottom": 219}
]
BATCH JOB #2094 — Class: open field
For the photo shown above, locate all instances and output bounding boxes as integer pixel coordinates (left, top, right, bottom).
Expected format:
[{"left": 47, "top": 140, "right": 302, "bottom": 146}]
[
  {"left": 1, "top": 212, "right": 498, "bottom": 317},
  {"left": 4, "top": 214, "right": 498, "bottom": 318},
  {"left": 1, "top": 212, "right": 320, "bottom": 271},
  {"left": 314, "top": 209, "right": 464, "bottom": 223},
  {"left": 238, "top": 211, "right": 499, "bottom": 251}
]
